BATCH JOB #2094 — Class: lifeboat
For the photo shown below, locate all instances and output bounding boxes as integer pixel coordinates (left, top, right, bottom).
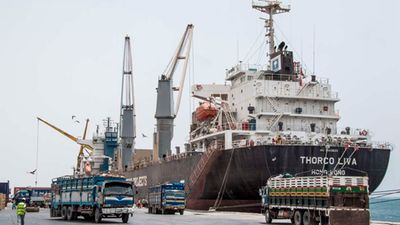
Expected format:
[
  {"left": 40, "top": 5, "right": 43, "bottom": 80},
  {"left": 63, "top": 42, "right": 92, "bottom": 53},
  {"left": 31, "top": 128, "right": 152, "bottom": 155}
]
[{"left": 195, "top": 102, "right": 217, "bottom": 121}]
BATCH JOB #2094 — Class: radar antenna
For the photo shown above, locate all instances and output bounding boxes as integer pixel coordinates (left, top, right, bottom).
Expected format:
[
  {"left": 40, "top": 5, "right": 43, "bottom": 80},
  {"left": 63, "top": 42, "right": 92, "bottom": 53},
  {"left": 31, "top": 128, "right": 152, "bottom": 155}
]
[{"left": 252, "top": 0, "right": 290, "bottom": 66}]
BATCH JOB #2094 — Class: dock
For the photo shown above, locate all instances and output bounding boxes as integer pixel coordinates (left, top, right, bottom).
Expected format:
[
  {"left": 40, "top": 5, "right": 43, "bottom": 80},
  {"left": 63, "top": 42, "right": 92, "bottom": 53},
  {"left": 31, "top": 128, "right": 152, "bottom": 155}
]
[{"left": 0, "top": 205, "right": 398, "bottom": 225}]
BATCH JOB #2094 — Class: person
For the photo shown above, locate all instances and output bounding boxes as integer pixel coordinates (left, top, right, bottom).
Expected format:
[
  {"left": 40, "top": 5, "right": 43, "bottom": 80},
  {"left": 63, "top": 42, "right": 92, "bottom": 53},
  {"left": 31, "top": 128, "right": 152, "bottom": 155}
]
[{"left": 16, "top": 198, "right": 26, "bottom": 225}]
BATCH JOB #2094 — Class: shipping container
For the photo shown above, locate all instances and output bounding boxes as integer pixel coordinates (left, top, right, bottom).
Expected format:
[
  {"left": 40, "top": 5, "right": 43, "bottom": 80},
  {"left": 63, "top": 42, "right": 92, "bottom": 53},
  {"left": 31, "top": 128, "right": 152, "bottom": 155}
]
[{"left": 0, "top": 181, "right": 10, "bottom": 203}]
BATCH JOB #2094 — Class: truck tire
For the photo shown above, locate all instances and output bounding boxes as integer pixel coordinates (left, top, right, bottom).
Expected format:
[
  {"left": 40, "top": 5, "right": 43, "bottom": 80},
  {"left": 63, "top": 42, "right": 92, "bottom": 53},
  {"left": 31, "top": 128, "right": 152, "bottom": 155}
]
[
  {"left": 179, "top": 210, "right": 184, "bottom": 215},
  {"left": 67, "top": 207, "right": 74, "bottom": 221},
  {"left": 303, "top": 211, "right": 311, "bottom": 225},
  {"left": 61, "top": 206, "right": 68, "bottom": 220},
  {"left": 265, "top": 209, "right": 272, "bottom": 224},
  {"left": 294, "top": 210, "right": 303, "bottom": 225},
  {"left": 83, "top": 214, "right": 91, "bottom": 221},
  {"left": 148, "top": 207, "right": 152, "bottom": 213},
  {"left": 94, "top": 207, "right": 102, "bottom": 223},
  {"left": 122, "top": 213, "right": 129, "bottom": 223}
]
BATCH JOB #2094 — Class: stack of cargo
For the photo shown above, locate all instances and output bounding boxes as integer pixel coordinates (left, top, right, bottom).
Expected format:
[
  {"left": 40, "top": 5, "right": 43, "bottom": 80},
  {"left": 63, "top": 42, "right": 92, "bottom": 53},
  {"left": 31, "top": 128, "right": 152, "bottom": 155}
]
[
  {"left": 0, "top": 181, "right": 10, "bottom": 204},
  {"left": 0, "top": 193, "right": 6, "bottom": 210}
]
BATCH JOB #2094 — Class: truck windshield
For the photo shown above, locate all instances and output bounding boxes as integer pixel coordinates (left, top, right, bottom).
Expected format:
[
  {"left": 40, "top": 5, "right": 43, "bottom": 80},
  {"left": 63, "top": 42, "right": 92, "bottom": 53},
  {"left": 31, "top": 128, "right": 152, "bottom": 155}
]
[
  {"left": 104, "top": 183, "right": 133, "bottom": 195},
  {"left": 18, "top": 191, "right": 30, "bottom": 197},
  {"left": 165, "top": 190, "right": 185, "bottom": 198}
]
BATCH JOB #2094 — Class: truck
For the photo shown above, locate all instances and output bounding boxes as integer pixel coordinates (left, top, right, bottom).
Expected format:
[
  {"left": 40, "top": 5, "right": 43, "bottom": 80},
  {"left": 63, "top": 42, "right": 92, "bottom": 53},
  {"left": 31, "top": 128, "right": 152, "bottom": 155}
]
[
  {"left": 14, "top": 190, "right": 32, "bottom": 205},
  {"left": 148, "top": 182, "right": 185, "bottom": 215},
  {"left": 14, "top": 187, "right": 51, "bottom": 207},
  {"left": 13, "top": 189, "right": 41, "bottom": 212},
  {"left": 259, "top": 175, "right": 370, "bottom": 225},
  {"left": 50, "top": 175, "right": 134, "bottom": 223}
]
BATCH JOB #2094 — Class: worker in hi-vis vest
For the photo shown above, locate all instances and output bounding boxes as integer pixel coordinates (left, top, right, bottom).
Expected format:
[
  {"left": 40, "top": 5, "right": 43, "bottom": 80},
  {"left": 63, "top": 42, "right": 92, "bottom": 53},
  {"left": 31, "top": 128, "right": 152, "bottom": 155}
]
[{"left": 16, "top": 198, "right": 26, "bottom": 225}]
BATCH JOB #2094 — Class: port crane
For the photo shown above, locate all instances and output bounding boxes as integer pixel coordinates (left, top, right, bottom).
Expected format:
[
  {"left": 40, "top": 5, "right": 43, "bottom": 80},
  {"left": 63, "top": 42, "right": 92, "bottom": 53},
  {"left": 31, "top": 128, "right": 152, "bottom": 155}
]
[
  {"left": 37, "top": 117, "right": 93, "bottom": 172},
  {"left": 119, "top": 36, "right": 136, "bottom": 171},
  {"left": 154, "top": 24, "right": 193, "bottom": 160}
]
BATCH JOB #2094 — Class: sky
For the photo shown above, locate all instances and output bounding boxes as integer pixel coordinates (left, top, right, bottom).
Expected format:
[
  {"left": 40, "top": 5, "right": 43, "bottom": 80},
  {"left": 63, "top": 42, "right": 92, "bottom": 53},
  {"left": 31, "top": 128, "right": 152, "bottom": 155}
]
[{"left": 0, "top": 0, "right": 399, "bottom": 194}]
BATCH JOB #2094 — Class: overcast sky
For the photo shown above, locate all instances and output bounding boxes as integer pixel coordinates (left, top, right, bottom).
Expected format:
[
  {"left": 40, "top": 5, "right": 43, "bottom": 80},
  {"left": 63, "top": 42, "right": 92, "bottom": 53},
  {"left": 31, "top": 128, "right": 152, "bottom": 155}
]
[{"left": 0, "top": 0, "right": 399, "bottom": 193}]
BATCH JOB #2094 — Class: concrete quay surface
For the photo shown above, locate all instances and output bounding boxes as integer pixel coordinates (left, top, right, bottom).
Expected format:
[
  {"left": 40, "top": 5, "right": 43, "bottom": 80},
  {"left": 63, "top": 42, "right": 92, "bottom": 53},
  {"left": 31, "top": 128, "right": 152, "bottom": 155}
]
[{"left": 0, "top": 207, "right": 399, "bottom": 225}]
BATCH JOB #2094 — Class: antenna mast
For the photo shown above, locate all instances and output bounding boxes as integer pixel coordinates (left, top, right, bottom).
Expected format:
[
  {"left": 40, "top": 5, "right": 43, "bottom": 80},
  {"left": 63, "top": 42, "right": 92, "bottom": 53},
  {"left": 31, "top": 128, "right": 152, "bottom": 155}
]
[{"left": 252, "top": 0, "right": 290, "bottom": 66}]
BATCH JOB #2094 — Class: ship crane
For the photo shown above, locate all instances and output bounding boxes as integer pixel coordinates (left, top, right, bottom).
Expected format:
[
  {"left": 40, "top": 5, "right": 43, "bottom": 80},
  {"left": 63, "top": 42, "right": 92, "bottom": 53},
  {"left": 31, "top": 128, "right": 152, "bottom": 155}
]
[
  {"left": 154, "top": 24, "right": 194, "bottom": 161},
  {"left": 119, "top": 36, "right": 136, "bottom": 171},
  {"left": 37, "top": 117, "right": 93, "bottom": 171}
]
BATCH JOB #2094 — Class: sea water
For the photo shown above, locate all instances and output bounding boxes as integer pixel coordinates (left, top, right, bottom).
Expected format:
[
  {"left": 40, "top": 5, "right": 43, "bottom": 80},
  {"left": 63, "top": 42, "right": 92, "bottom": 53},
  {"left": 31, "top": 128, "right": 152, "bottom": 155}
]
[{"left": 370, "top": 197, "right": 400, "bottom": 222}]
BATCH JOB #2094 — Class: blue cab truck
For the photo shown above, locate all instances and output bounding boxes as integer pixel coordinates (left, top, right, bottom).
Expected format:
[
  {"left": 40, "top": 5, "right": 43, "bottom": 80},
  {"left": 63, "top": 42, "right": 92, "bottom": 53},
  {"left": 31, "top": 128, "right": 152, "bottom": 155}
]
[
  {"left": 148, "top": 183, "right": 185, "bottom": 215},
  {"left": 14, "top": 190, "right": 31, "bottom": 205},
  {"left": 50, "top": 175, "right": 134, "bottom": 223}
]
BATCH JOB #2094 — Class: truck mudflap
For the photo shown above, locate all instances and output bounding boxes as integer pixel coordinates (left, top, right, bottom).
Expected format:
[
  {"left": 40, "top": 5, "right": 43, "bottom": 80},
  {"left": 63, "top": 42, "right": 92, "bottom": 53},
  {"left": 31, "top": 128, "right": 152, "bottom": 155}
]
[
  {"left": 102, "top": 207, "right": 134, "bottom": 215},
  {"left": 328, "top": 210, "right": 370, "bottom": 225}
]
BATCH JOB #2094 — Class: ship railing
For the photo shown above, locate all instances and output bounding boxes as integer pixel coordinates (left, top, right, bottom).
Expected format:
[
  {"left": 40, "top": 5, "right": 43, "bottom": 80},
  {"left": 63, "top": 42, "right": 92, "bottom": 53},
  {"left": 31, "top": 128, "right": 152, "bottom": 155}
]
[
  {"left": 371, "top": 141, "right": 394, "bottom": 150},
  {"left": 226, "top": 63, "right": 263, "bottom": 78},
  {"left": 131, "top": 151, "right": 205, "bottom": 170},
  {"left": 229, "top": 137, "right": 392, "bottom": 150},
  {"left": 204, "top": 121, "right": 329, "bottom": 133},
  {"left": 336, "top": 127, "right": 372, "bottom": 136}
]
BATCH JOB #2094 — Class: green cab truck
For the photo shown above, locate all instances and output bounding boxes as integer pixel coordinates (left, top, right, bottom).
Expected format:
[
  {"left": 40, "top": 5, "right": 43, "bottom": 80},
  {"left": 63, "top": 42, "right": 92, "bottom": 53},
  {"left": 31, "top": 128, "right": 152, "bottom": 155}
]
[{"left": 259, "top": 175, "right": 369, "bottom": 225}]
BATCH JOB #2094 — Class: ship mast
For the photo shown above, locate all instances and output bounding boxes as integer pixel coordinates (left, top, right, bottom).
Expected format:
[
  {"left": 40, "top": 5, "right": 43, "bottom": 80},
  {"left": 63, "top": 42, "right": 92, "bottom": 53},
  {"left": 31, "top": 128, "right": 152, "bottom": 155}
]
[{"left": 252, "top": 0, "right": 290, "bottom": 67}]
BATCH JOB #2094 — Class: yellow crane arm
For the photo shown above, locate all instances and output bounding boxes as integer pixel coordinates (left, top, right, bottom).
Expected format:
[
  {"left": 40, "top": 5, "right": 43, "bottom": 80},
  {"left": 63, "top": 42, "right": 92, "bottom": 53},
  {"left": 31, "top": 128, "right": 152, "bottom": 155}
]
[
  {"left": 77, "top": 119, "right": 90, "bottom": 170},
  {"left": 37, "top": 117, "right": 93, "bottom": 150}
]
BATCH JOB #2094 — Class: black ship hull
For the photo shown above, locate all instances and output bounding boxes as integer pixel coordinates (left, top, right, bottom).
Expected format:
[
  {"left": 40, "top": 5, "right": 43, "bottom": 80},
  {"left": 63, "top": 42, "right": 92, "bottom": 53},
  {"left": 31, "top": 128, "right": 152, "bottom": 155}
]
[{"left": 124, "top": 145, "right": 391, "bottom": 212}]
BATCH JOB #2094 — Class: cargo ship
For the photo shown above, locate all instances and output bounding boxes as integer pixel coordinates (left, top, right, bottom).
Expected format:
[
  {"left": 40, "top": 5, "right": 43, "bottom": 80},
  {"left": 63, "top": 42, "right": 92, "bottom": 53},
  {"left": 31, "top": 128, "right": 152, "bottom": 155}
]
[{"left": 123, "top": 1, "right": 392, "bottom": 212}]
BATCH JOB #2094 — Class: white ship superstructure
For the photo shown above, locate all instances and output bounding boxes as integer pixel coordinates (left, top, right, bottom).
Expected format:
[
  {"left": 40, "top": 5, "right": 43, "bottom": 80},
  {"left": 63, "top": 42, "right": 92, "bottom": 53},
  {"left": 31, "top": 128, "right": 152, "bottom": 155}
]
[{"left": 188, "top": 0, "right": 387, "bottom": 152}]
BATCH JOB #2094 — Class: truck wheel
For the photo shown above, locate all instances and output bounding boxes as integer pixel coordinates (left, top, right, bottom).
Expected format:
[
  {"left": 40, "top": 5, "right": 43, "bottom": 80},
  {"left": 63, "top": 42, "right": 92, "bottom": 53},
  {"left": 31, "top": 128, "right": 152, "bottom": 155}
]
[
  {"left": 179, "top": 210, "right": 184, "bottom": 215},
  {"left": 67, "top": 206, "right": 74, "bottom": 221},
  {"left": 83, "top": 215, "right": 91, "bottom": 221},
  {"left": 303, "top": 211, "right": 311, "bottom": 225},
  {"left": 72, "top": 211, "right": 78, "bottom": 220},
  {"left": 61, "top": 206, "right": 68, "bottom": 220},
  {"left": 122, "top": 213, "right": 129, "bottom": 223},
  {"left": 94, "top": 208, "right": 102, "bottom": 223},
  {"left": 148, "top": 207, "right": 152, "bottom": 214},
  {"left": 265, "top": 210, "right": 272, "bottom": 224},
  {"left": 294, "top": 210, "right": 303, "bottom": 225}
]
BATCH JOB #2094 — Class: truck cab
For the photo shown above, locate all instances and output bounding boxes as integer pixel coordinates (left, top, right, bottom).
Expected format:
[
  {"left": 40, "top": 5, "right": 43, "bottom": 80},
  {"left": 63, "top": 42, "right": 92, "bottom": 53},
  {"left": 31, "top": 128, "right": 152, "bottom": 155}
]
[{"left": 14, "top": 190, "right": 31, "bottom": 205}]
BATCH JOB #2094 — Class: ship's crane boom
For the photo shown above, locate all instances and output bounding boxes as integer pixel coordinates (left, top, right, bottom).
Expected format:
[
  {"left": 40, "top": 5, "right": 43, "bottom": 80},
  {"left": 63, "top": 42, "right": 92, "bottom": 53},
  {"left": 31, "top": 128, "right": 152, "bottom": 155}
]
[
  {"left": 154, "top": 24, "right": 194, "bottom": 160},
  {"left": 37, "top": 117, "right": 94, "bottom": 151},
  {"left": 76, "top": 119, "right": 90, "bottom": 171},
  {"left": 119, "top": 36, "right": 136, "bottom": 171},
  {"left": 162, "top": 24, "right": 194, "bottom": 116}
]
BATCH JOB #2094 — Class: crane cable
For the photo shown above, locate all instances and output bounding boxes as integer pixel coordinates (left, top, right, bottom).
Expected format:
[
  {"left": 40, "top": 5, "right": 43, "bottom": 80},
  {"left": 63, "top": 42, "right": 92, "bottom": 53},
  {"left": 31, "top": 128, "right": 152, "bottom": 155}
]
[
  {"left": 370, "top": 198, "right": 400, "bottom": 205},
  {"left": 213, "top": 148, "right": 235, "bottom": 210},
  {"left": 35, "top": 119, "right": 40, "bottom": 187}
]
